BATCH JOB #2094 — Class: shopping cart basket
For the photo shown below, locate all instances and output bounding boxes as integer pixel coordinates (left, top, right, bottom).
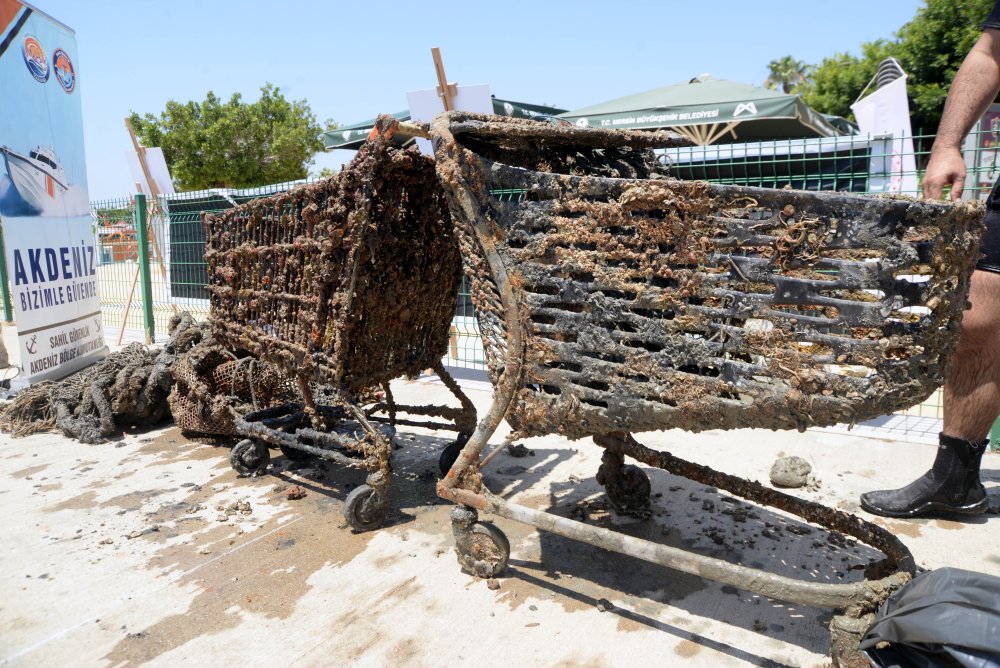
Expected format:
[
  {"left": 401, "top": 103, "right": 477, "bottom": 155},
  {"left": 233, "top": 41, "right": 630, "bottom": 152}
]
[
  {"left": 203, "top": 119, "right": 477, "bottom": 531},
  {"left": 429, "top": 112, "right": 984, "bottom": 664}
]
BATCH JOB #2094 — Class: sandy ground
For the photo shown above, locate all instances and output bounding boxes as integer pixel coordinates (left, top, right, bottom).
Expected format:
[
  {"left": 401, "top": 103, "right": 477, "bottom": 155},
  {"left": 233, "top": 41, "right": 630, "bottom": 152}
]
[{"left": 1, "top": 370, "right": 999, "bottom": 668}]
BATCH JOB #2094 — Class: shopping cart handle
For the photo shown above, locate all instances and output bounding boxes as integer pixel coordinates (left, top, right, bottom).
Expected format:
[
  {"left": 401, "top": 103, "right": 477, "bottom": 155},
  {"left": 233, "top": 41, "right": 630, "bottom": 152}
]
[{"left": 366, "top": 116, "right": 431, "bottom": 143}]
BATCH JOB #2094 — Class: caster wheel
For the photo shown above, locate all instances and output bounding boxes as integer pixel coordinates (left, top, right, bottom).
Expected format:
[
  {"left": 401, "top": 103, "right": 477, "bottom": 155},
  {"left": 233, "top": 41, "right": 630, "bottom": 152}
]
[
  {"left": 230, "top": 439, "right": 270, "bottom": 477},
  {"left": 457, "top": 522, "right": 510, "bottom": 578},
  {"left": 279, "top": 444, "right": 312, "bottom": 462},
  {"left": 344, "top": 484, "right": 388, "bottom": 532},
  {"left": 438, "top": 438, "right": 467, "bottom": 476},
  {"left": 602, "top": 464, "right": 652, "bottom": 517}
]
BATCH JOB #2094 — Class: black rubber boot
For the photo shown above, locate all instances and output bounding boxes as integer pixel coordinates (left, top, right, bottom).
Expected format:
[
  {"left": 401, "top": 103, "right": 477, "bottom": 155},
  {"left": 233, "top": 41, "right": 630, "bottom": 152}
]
[{"left": 859, "top": 433, "right": 989, "bottom": 518}]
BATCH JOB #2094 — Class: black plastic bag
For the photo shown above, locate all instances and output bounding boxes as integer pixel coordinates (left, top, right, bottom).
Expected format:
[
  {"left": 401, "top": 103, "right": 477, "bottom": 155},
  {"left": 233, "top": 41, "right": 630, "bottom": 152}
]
[{"left": 860, "top": 567, "right": 1000, "bottom": 667}]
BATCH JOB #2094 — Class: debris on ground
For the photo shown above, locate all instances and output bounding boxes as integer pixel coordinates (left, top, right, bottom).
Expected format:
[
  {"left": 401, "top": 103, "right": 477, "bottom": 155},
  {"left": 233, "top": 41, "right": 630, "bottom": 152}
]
[
  {"left": 215, "top": 500, "right": 253, "bottom": 521},
  {"left": 0, "top": 311, "right": 296, "bottom": 443},
  {"left": 125, "top": 526, "right": 159, "bottom": 539},
  {"left": 769, "top": 455, "right": 813, "bottom": 488},
  {"left": 507, "top": 442, "right": 533, "bottom": 457},
  {"left": 286, "top": 486, "right": 307, "bottom": 500}
]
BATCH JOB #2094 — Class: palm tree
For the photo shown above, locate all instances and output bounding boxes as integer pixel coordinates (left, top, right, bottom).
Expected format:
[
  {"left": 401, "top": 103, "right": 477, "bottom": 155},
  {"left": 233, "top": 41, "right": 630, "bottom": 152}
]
[{"left": 764, "top": 56, "right": 809, "bottom": 94}]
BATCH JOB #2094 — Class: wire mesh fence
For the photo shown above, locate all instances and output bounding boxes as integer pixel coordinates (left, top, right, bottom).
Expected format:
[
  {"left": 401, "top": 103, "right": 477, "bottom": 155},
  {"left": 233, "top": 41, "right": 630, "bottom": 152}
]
[
  {"left": 658, "top": 129, "right": 998, "bottom": 199},
  {"left": 90, "top": 181, "right": 309, "bottom": 342},
  {"left": 442, "top": 276, "right": 486, "bottom": 371},
  {"left": 85, "top": 127, "right": 1000, "bottom": 444},
  {"left": 91, "top": 195, "right": 149, "bottom": 339}
]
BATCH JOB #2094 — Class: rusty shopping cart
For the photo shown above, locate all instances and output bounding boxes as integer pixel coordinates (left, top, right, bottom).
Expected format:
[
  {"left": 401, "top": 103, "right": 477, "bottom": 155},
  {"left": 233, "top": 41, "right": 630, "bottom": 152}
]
[
  {"left": 203, "top": 122, "right": 476, "bottom": 531},
  {"left": 429, "top": 112, "right": 984, "bottom": 664}
]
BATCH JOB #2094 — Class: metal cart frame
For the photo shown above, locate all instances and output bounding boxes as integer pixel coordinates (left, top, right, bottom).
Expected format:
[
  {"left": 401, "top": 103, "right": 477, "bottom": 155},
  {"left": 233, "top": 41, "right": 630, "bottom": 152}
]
[
  {"left": 204, "top": 121, "right": 476, "bottom": 531},
  {"left": 428, "top": 112, "right": 984, "bottom": 665}
]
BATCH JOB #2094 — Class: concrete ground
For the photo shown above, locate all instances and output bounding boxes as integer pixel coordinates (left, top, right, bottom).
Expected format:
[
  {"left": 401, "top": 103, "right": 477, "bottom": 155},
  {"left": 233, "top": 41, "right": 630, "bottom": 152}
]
[{"left": 2, "top": 369, "right": 998, "bottom": 668}]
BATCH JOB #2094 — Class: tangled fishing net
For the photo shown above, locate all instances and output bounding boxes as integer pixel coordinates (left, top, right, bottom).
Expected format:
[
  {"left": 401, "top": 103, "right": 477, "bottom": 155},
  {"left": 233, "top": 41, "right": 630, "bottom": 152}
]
[{"left": 0, "top": 313, "right": 205, "bottom": 443}]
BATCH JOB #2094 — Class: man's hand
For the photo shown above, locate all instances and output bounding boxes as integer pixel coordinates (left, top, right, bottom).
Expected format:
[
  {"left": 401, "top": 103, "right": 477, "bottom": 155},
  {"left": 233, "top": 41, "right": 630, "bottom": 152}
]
[{"left": 922, "top": 147, "right": 967, "bottom": 200}]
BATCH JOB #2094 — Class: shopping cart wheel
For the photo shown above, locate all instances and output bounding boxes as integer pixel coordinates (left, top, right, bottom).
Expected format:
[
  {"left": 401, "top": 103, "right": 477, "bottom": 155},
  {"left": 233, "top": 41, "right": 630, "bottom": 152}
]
[
  {"left": 456, "top": 521, "right": 510, "bottom": 578},
  {"left": 438, "top": 433, "right": 470, "bottom": 476},
  {"left": 230, "top": 439, "right": 271, "bottom": 477},
  {"left": 602, "top": 464, "right": 652, "bottom": 518},
  {"left": 344, "top": 484, "right": 387, "bottom": 532},
  {"left": 279, "top": 444, "right": 312, "bottom": 462}
]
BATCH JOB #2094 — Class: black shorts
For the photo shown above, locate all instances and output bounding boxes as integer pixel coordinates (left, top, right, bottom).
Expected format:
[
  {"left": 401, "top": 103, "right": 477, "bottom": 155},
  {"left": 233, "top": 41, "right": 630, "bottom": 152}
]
[{"left": 980, "top": 180, "right": 1000, "bottom": 273}]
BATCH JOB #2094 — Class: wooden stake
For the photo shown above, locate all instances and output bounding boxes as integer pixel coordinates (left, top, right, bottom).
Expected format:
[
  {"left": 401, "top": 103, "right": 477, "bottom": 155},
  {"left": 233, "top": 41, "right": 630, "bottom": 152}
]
[
  {"left": 126, "top": 117, "right": 157, "bottom": 200},
  {"left": 123, "top": 117, "right": 178, "bottom": 333},
  {"left": 431, "top": 47, "right": 457, "bottom": 111},
  {"left": 117, "top": 262, "right": 141, "bottom": 347}
]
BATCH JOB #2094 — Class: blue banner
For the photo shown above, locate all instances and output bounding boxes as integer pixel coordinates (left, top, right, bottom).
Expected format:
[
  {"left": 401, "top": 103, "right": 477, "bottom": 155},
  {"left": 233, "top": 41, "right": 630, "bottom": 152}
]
[{"left": 0, "top": 1, "right": 107, "bottom": 381}]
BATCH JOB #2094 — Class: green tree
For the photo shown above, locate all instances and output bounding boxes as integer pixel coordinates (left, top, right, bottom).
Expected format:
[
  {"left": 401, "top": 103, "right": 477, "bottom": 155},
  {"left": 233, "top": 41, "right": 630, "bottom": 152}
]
[
  {"left": 799, "top": 0, "right": 993, "bottom": 132},
  {"left": 897, "top": 0, "right": 994, "bottom": 131},
  {"left": 764, "top": 56, "right": 809, "bottom": 94},
  {"left": 802, "top": 40, "right": 896, "bottom": 122},
  {"left": 130, "top": 84, "right": 335, "bottom": 191}
]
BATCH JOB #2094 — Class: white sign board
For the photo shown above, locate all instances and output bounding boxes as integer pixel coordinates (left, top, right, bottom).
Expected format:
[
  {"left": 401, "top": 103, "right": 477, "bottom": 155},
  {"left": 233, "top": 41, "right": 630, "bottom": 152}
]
[
  {"left": 0, "top": 1, "right": 108, "bottom": 381},
  {"left": 125, "top": 147, "right": 176, "bottom": 196},
  {"left": 406, "top": 84, "right": 493, "bottom": 154}
]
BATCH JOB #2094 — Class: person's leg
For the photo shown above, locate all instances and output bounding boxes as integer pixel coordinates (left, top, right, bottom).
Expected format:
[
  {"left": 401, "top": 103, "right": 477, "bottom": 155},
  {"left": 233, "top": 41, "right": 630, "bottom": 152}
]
[
  {"left": 860, "top": 269, "right": 1000, "bottom": 517},
  {"left": 944, "top": 269, "right": 1000, "bottom": 439}
]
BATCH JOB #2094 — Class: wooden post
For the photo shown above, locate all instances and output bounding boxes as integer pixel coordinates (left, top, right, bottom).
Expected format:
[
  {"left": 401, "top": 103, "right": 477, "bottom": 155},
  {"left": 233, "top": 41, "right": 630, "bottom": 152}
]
[
  {"left": 125, "top": 117, "right": 173, "bottom": 275},
  {"left": 125, "top": 117, "right": 158, "bottom": 201},
  {"left": 431, "top": 47, "right": 456, "bottom": 111},
  {"left": 123, "top": 117, "right": 177, "bottom": 339},
  {"left": 117, "top": 263, "right": 141, "bottom": 346}
]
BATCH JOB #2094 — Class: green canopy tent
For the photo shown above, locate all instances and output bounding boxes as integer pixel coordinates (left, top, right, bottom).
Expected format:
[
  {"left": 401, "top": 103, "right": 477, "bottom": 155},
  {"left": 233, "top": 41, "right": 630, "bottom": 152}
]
[
  {"left": 323, "top": 110, "right": 412, "bottom": 150},
  {"left": 323, "top": 98, "right": 567, "bottom": 150},
  {"left": 558, "top": 76, "right": 844, "bottom": 145}
]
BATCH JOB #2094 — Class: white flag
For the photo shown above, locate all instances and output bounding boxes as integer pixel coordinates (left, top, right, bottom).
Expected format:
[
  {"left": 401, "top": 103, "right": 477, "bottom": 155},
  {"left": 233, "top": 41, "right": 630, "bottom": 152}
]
[{"left": 851, "top": 76, "right": 919, "bottom": 196}]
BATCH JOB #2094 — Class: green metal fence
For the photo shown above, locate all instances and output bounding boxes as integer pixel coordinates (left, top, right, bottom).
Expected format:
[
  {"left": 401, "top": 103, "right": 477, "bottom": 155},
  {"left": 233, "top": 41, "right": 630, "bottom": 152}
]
[
  {"left": 443, "top": 276, "right": 485, "bottom": 370},
  {"left": 90, "top": 181, "right": 308, "bottom": 343},
  {"left": 83, "top": 127, "right": 999, "bottom": 445},
  {"left": 91, "top": 194, "right": 152, "bottom": 340}
]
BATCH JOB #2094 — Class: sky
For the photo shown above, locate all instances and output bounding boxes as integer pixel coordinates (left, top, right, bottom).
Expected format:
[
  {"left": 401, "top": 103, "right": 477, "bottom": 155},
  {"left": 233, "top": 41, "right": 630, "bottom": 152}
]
[{"left": 27, "top": 0, "right": 925, "bottom": 200}]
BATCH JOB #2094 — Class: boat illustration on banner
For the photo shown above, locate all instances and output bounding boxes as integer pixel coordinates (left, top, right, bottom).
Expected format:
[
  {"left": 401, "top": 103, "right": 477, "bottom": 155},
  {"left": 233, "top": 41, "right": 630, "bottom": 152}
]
[{"left": 0, "top": 145, "right": 70, "bottom": 215}]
